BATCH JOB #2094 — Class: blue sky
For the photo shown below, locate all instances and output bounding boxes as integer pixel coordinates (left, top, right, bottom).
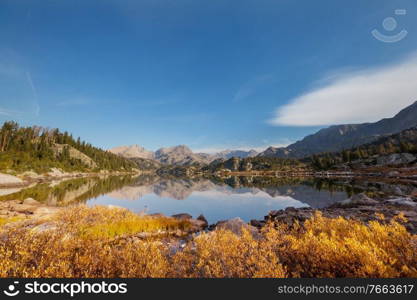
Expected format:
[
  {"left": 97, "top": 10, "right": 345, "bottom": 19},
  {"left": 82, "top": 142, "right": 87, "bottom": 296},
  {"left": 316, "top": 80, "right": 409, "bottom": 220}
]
[{"left": 1, "top": 0, "right": 417, "bottom": 152}]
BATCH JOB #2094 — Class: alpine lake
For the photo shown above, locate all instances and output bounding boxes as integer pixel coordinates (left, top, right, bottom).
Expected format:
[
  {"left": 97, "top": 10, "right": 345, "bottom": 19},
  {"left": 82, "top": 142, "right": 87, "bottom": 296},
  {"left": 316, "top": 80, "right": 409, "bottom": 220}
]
[{"left": 1, "top": 174, "right": 416, "bottom": 224}]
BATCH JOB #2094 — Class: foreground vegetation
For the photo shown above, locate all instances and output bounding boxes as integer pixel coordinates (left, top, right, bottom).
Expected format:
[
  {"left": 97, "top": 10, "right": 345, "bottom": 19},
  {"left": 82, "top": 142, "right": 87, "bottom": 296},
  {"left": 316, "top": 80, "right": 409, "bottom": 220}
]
[{"left": 0, "top": 206, "right": 416, "bottom": 278}]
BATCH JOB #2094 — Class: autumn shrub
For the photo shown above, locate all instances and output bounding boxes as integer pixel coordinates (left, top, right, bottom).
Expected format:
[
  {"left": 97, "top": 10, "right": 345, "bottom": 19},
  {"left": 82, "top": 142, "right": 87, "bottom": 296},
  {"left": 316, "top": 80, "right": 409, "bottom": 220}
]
[
  {"left": 0, "top": 206, "right": 416, "bottom": 278},
  {"left": 0, "top": 227, "right": 170, "bottom": 278},
  {"left": 171, "top": 228, "right": 286, "bottom": 278},
  {"left": 272, "top": 212, "right": 417, "bottom": 278},
  {"left": 54, "top": 205, "right": 191, "bottom": 239}
]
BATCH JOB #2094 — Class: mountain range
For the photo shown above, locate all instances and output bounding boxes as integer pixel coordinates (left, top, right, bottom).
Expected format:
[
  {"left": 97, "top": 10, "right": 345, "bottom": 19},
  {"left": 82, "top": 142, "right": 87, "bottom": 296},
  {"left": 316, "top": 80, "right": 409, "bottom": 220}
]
[
  {"left": 258, "top": 101, "right": 417, "bottom": 158},
  {"left": 110, "top": 101, "right": 417, "bottom": 165},
  {"left": 109, "top": 145, "right": 258, "bottom": 166}
]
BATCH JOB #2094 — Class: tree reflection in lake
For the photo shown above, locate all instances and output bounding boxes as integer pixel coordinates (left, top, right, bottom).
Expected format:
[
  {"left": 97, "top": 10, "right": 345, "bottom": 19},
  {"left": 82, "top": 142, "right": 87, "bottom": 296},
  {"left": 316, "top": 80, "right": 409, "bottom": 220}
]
[{"left": 1, "top": 174, "right": 416, "bottom": 223}]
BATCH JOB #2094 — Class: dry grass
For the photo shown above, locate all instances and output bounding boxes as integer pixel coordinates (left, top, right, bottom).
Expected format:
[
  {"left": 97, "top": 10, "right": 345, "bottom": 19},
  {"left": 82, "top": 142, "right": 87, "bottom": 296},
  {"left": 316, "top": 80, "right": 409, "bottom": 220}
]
[
  {"left": 272, "top": 213, "right": 417, "bottom": 277},
  {"left": 54, "top": 205, "right": 191, "bottom": 239},
  {"left": 170, "top": 228, "right": 286, "bottom": 278},
  {"left": 0, "top": 206, "right": 416, "bottom": 278},
  {"left": 0, "top": 216, "right": 22, "bottom": 227}
]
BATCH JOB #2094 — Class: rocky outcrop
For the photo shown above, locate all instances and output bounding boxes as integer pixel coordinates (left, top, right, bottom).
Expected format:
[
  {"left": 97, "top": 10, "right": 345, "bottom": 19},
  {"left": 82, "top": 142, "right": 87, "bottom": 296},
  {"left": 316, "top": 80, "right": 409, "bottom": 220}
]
[
  {"left": 171, "top": 213, "right": 208, "bottom": 231},
  {"left": 333, "top": 193, "right": 379, "bottom": 207},
  {"left": 197, "top": 214, "right": 208, "bottom": 227},
  {"left": 262, "top": 196, "right": 417, "bottom": 233},
  {"left": 0, "top": 173, "right": 25, "bottom": 187},
  {"left": 171, "top": 213, "right": 193, "bottom": 220},
  {"left": 224, "top": 157, "right": 241, "bottom": 171},
  {"left": 213, "top": 217, "right": 259, "bottom": 237},
  {"left": 387, "top": 197, "right": 417, "bottom": 207},
  {"left": 53, "top": 144, "right": 97, "bottom": 168},
  {"left": 0, "top": 198, "right": 61, "bottom": 219},
  {"left": 376, "top": 153, "right": 416, "bottom": 166},
  {"left": 129, "top": 157, "right": 161, "bottom": 171}
]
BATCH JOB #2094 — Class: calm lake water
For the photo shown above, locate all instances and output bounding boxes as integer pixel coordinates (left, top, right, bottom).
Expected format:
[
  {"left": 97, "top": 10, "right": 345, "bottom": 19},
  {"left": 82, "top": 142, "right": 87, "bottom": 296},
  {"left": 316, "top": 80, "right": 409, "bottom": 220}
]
[{"left": 1, "top": 174, "right": 414, "bottom": 224}]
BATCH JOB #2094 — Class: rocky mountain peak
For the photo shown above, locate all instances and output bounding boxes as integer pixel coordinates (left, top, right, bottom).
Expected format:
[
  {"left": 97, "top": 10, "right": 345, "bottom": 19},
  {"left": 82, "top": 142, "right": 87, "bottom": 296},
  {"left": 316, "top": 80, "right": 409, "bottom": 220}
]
[
  {"left": 155, "top": 145, "right": 193, "bottom": 156},
  {"left": 109, "top": 144, "right": 154, "bottom": 160}
]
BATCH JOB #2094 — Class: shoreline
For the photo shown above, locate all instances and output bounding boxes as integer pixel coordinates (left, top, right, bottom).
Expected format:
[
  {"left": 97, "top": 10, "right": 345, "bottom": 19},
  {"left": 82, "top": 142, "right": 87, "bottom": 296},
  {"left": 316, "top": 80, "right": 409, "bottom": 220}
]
[
  {"left": 0, "top": 170, "right": 143, "bottom": 189},
  {"left": 216, "top": 169, "right": 417, "bottom": 180},
  {"left": 2, "top": 190, "right": 416, "bottom": 234},
  {"left": 2, "top": 167, "right": 417, "bottom": 235}
]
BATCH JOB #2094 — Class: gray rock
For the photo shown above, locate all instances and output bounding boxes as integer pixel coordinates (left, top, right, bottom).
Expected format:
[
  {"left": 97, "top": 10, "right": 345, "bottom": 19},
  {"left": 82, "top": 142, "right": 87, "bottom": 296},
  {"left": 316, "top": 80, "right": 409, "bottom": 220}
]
[
  {"left": 32, "top": 207, "right": 61, "bottom": 216},
  {"left": 188, "top": 219, "right": 207, "bottom": 231},
  {"left": 387, "top": 171, "right": 400, "bottom": 177},
  {"left": 250, "top": 219, "right": 265, "bottom": 228},
  {"left": 386, "top": 198, "right": 417, "bottom": 207},
  {"left": 196, "top": 214, "right": 208, "bottom": 227},
  {"left": 0, "top": 173, "right": 24, "bottom": 186},
  {"left": 23, "top": 198, "right": 41, "bottom": 206},
  {"left": 215, "top": 217, "right": 259, "bottom": 237},
  {"left": 149, "top": 213, "right": 165, "bottom": 218},
  {"left": 337, "top": 193, "right": 379, "bottom": 207},
  {"left": 171, "top": 213, "right": 193, "bottom": 220},
  {"left": 376, "top": 153, "right": 416, "bottom": 166},
  {"left": 12, "top": 204, "right": 38, "bottom": 214},
  {"left": 285, "top": 206, "right": 298, "bottom": 213}
]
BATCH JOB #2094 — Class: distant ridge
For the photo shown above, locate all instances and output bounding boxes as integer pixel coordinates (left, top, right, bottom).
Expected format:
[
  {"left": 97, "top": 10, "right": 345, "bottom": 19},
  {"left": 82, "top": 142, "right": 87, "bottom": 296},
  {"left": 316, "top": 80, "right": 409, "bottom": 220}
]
[
  {"left": 258, "top": 101, "right": 417, "bottom": 158},
  {"left": 110, "top": 145, "right": 259, "bottom": 166}
]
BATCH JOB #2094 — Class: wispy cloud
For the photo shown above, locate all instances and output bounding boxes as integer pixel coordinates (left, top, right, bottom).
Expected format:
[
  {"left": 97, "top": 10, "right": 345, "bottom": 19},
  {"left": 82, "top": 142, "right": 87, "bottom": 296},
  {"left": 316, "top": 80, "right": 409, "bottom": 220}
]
[
  {"left": 0, "top": 57, "right": 40, "bottom": 118},
  {"left": 25, "top": 72, "right": 40, "bottom": 116},
  {"left": 233, "top": 74, "right": 274, "bottom": 102},
  {"left": 55, "top": 98, "right": 92, "bottom": 107},
  {"left": 269, "top": 53, "right": 417, "bottom": 126}
]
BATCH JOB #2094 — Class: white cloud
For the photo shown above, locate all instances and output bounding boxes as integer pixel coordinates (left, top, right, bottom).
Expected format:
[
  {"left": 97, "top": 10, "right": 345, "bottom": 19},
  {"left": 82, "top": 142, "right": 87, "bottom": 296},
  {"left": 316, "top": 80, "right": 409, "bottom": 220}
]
[{"left": 269, "top": 54, "right": 417, "bottom": 126}]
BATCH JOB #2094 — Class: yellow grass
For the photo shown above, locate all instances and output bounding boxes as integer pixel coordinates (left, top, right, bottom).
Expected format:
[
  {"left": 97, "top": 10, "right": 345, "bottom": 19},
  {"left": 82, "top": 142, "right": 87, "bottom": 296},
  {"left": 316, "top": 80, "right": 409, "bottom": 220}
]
[
  {"left": 54, "top": 205, "right": 191, "bottom": 239},
  {"left": 0, "top": 206, "right": 416, "bottom": 278},
  {"left": 0, "top": 216, "right": 22, "bottom": 227}
]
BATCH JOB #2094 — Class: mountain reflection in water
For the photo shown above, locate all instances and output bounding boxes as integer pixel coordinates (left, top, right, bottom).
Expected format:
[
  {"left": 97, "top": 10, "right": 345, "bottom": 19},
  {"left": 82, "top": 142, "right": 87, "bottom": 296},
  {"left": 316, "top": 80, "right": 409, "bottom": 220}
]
[{"left": 2, "top": 174, "right": 411, "bottom": 223}]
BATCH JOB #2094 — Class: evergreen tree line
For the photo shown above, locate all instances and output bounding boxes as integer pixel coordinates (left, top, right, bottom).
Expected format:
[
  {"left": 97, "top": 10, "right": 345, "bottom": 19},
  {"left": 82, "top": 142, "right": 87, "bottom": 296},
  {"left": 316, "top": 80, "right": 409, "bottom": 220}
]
[
  {"left": 306, "top": 126, "right": 417, "bottom": 170},
  {"left": 0, "top": 121, "right": 137, "bottom": 172}
]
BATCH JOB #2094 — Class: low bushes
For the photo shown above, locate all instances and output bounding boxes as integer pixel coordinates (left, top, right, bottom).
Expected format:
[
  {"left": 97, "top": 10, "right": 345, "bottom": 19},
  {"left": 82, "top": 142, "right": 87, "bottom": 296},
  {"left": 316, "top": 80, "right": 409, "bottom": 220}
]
[{"left": 0, "top": 206, "right": 416, "bottom": 278}]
